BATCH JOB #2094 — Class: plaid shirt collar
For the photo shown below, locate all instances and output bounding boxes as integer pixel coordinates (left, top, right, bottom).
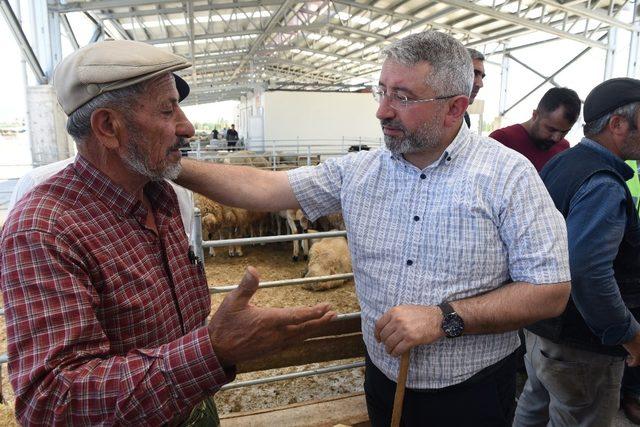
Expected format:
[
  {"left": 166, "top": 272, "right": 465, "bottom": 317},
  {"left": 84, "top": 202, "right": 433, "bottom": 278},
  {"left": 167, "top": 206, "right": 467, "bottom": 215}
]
[{"left": 73, "top": 154, "right": 178, "bottom": 225}]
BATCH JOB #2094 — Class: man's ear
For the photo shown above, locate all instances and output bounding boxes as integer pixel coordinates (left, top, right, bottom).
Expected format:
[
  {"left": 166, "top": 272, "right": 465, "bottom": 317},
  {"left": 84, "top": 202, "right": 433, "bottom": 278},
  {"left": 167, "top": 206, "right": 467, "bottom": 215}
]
[
  {"left": 90, "top": 108, "right": 127, "bottom": 150},
  {"left": 609, "top": 114, "right": 630, "bottom": 137},
  {"left": 532, "top": 109, "right": 539, "bottom": 122},
  {"left": 444, "top": 95, "right": 469, "bottom": 128}
]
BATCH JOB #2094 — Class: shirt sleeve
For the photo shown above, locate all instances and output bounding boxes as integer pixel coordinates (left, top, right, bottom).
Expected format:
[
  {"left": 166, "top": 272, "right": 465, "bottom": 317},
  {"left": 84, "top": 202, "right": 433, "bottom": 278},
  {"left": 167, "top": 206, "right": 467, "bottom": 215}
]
[
  {"left": 1, "top": 229, "right": 232, "bottom": 426},
  {"left": 497, "top": 162, "right": 571, "bottom": 285},
  {"left": 566, "top": 172, "right": 640, "bottom": 345},
  {"left": 7, "top": 174, "right": 37, "bottom": 214},
  {"left": 287, "top": 155, "right": 351, "bottom": 221}
]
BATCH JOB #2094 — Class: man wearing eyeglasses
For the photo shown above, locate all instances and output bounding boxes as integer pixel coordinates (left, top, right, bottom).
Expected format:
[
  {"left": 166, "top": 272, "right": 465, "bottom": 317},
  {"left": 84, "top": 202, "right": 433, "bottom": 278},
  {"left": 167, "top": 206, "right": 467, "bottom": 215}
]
[{"left": 177, "top": 31, "right": 570, "bottom": 426}]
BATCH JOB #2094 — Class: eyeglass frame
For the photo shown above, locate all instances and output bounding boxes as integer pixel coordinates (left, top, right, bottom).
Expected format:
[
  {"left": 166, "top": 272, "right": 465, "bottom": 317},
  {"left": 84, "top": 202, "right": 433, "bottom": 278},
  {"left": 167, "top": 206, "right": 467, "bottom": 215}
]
[{"left": 371, "top": 85, "right": 461, "bottom": 110}]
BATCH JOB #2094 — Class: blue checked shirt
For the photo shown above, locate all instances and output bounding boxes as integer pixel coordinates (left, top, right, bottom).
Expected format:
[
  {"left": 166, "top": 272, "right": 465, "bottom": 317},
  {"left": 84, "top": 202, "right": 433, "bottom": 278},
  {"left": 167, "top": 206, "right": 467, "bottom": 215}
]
[{"left": 288, "top": 124, "right": 570, "bottom": 389}]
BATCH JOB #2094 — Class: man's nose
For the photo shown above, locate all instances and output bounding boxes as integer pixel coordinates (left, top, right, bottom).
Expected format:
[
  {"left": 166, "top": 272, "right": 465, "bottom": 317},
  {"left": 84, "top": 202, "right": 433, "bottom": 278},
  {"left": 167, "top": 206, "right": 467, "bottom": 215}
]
[{"left": 376, "top": 97, "right": 395, "bottom": 121}]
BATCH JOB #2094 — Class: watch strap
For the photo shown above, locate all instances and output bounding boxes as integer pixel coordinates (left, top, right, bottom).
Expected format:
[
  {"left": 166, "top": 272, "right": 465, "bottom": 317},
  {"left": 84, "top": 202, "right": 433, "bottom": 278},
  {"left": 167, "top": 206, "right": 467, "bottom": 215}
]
[{"left": 438, "top": 301, "right": 456, "bottom": 316}]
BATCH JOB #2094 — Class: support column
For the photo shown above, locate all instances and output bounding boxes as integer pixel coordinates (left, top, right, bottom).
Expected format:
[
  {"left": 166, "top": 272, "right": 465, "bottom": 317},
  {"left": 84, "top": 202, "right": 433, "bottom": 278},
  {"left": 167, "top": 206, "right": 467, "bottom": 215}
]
[
  {"left": 628, "top": 0, "right": 639, "bottom": 77},
  {"left": 498, "top": 42, "right": 510, "bottom": 126},
  {"left": 604, "top": 28, "right": 617, "bottom": 79},
  {"left": 26, "top": 2, "right": 67, "bottom": 165},
  {"left": 26, "top": 85, "right": 73, "bottom": 166}
]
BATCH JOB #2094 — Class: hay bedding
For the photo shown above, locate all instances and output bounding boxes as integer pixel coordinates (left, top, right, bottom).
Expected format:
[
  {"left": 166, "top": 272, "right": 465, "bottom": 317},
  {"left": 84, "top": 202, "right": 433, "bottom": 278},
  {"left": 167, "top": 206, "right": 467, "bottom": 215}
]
[{"left": 0, "top": 242, "right": 362, "bottom": 420}]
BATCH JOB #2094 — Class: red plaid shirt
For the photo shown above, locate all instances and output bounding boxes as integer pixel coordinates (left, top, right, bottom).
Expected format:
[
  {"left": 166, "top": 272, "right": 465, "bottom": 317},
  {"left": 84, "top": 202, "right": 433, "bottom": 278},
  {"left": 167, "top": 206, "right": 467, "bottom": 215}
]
[{"left": 1, "top": 155, "right": 231, "bottom": 426}]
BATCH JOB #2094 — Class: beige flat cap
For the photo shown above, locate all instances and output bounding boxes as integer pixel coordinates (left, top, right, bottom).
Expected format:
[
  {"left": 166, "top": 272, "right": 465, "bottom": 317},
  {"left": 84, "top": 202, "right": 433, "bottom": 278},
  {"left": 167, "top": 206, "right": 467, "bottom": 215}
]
[{"left": 53, "top": 39, "right": 191, "bottom": 115}]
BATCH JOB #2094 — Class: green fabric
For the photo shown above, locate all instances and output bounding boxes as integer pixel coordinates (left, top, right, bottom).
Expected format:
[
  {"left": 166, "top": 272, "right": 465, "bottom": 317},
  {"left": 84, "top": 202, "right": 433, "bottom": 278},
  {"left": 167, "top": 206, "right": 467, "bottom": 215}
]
[
  {"left": 181, "top": 396, "right": 219, "bottom": 427},
  {"left": 626, "top": 160, "right": 640, "bottom": 213}
]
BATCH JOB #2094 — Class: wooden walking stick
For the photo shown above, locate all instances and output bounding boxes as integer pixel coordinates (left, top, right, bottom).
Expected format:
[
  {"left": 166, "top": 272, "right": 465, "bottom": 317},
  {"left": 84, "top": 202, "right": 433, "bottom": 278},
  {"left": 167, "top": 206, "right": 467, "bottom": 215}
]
[{"left": 391, "top": 352, "right": 410, "bottom": 427}]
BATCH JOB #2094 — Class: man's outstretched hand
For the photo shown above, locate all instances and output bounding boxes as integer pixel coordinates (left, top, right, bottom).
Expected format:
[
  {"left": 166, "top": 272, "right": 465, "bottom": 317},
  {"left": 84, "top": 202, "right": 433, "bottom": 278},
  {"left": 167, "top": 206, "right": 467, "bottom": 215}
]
[{"left": 208, "top": 266, "right": 336, "bottom": 367}]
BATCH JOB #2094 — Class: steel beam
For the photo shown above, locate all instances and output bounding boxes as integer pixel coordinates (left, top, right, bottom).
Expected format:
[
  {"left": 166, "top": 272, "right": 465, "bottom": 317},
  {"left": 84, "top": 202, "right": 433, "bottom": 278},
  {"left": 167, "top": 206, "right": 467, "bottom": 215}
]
[
  {"left": 434, "top": 0, "right": 607, "bottom": 49},
  {"left": 228, "top": 0, "right": 296, "bottom": 82},
  {"left": 536, "top": 0, "right": 639, "bottom": 32},
  {"left": 502, "top": 43, "right": 595, "bottom": 115},
  {"left": 0, "top": 0, "right": 46, "bottom": 84},
  {"left": 59, "top": 13, "right": 79, "bottom": 50},
  {"left": 52, "top": 0, "right": 289, "bottom": 13}
]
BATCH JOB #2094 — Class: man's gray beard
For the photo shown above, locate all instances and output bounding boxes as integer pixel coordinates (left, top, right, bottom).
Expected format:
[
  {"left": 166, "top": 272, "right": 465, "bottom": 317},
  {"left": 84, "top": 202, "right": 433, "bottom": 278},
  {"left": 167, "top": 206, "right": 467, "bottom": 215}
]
[
  {"left": 620, "top": 130, "right": 640, "bottom": 161},
  {"left": 383, "top": 118, "right": 443, "bottom": 155},
  {"left": 122, "top": 125, "right": 182, "bottom": 181}
]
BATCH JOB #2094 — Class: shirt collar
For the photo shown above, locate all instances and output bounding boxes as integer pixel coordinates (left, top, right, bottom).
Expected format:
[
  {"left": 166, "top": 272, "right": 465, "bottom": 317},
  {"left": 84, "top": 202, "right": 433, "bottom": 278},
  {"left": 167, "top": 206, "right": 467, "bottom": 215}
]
[
  {"left": 387, "top": 122, "right": 470, "bottom": 170},
  {"left": 72, "top": 155, "right": 178, "bottom": 221},
  {"left": 580, "top": 137, "right": 634, "bottom": 181}
]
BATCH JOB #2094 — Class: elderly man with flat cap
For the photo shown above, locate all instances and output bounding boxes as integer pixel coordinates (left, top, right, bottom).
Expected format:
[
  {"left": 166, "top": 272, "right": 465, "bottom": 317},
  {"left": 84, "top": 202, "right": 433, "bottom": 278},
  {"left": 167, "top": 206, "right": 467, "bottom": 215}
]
[
  {"left": 514, "top": 78, "right": 640, "bottom": 427},
  {"left": 0, "top": 40, "right": 335, "bottom": 426}
]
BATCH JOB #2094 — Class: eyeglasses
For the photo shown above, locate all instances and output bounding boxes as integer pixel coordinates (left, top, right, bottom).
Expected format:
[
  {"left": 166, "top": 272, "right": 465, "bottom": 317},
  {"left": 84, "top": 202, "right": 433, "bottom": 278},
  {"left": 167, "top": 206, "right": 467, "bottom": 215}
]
[{"left": 371, "top": 85, "right": 459, "bottom": 110}]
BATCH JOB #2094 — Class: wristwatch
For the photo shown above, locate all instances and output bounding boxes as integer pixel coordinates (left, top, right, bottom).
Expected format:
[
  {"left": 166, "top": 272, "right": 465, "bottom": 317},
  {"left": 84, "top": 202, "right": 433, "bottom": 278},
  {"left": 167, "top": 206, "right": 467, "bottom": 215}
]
[{"left": 438, "top": 302, "right": 465, "bottom": 338}]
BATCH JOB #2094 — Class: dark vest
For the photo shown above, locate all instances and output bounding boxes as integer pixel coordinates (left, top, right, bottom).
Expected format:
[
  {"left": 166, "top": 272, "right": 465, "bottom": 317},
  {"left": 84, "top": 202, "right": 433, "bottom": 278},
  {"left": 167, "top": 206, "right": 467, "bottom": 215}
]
[{"left": 527, "top": 143, "right": 640, "bottom": 356}]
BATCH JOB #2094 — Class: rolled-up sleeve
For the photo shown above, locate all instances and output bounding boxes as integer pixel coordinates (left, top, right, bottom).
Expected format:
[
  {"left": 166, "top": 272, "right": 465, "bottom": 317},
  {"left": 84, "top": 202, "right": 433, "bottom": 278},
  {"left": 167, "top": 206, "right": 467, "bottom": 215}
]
[
  {"left": 287, "top": 156, "right": 349, "bottom": 221},
  {"left": 497, "top": 163, "right": 571, "bottom": 285}
]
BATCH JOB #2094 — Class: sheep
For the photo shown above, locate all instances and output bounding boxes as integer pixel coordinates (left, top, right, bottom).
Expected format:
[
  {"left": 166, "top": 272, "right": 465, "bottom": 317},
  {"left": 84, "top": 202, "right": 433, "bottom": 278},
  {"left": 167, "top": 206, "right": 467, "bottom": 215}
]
[
  {"left": 302, "top": 231, "right": 353, "bottom": 291},
  {"left": 316, "top": 212, "right": 345, "bottom": 231},
  {"left": 194, "top": 193, "right": 267, "bottom": 257},
  {"left": 222, "top": 150, "right": 271, "bottom": 169},
  {"left": 278, "top": 209, "right": 311, "bottom": 261}
]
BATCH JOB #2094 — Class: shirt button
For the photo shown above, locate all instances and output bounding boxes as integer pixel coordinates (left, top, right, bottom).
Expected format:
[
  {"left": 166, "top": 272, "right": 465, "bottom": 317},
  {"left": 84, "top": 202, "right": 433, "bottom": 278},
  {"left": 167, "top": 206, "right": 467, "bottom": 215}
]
[
  {"left": 414, "top": 215, "right": 420, "bottom": 221},
  {"left": 420, "top": 173, "right": 426, "bottom": 179},
  {"left": 446, "top": 156, "right": 452, "bottom": 161},
  {"left": 406, "top": 259, "right": 413, "bottom": 266}
]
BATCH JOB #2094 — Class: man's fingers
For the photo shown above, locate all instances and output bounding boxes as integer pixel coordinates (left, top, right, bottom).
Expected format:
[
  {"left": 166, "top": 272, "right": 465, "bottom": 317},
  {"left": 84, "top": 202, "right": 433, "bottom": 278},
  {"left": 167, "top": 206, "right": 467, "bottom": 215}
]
[
  {"left": 283, "top": 311, "right": 337, "bottom": 345},
  {"left": 375, "top": 312, "right": 391, "bottom": 342},
  {"left": 390, "top": 339, "right": 411, "bottom": 357},
  {"left": 274, "top": 303, "right": 333, "bottom": 327},
  {"left": 229, "top": 266, "right": 260, "bottom": 306}
]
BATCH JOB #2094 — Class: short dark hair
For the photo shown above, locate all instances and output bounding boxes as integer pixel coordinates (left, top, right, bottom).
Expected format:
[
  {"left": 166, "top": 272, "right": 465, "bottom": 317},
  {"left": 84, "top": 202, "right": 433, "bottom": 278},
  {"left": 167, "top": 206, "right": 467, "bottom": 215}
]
[
  {"left": 537, "top": 87, "right": 581, "bottom": 123},
  {"left": 467, "top": 48, "right": 485, "bottom": 62}
]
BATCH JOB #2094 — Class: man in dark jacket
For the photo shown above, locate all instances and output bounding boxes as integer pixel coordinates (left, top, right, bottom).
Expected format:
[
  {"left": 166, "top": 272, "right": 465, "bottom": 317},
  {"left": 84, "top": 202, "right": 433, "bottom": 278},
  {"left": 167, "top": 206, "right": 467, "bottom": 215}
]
[{"left": 514, "top": 78, "right": 640, "bottom": 426}]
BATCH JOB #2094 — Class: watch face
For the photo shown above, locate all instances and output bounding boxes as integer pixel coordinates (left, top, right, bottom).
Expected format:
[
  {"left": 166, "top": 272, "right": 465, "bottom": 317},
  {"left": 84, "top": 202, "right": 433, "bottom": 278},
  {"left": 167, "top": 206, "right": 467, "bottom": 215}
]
[{"left": 442, "top": 313, "right": 464, "bottom": 338}]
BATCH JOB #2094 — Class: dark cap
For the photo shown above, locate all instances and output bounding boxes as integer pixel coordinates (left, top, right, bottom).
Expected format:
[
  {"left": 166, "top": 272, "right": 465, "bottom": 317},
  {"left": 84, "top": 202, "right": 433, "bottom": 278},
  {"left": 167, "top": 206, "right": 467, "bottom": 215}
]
[{"left": 584, "top": 77, "right": 640, "bottom": 123}]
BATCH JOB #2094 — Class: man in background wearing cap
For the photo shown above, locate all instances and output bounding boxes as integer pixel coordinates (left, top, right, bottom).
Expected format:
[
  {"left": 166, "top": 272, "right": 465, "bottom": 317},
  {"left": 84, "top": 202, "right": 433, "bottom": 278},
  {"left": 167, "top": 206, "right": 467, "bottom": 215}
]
[
  {"left": 0, "top": 39, "right": 335, "bottom": 426},
  {"left": 489, "top": 87, "right": 581, "bottom": 172},
  {"left": 514, "top": 78, "right": 640, "bottom": 426}
]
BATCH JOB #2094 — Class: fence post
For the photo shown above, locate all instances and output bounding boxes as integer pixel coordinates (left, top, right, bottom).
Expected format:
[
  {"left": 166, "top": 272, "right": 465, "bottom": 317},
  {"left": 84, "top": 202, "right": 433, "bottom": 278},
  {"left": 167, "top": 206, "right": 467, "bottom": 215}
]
[
  {"left": 307, "top": 145, "right": 312, "bottom": 166},
  {"left": 193, "top": 207, "right": 205, "bottom": 262},
  {"left": 341, "top": 136, "right": 344, "bottom": 153}
]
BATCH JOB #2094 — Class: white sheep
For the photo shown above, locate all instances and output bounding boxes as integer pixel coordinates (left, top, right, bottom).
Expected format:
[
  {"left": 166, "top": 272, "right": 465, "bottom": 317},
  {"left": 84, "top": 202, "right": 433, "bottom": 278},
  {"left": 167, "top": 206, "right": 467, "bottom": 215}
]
[{"left": 302, "top": 231, "right": 353, "bottom": 291}]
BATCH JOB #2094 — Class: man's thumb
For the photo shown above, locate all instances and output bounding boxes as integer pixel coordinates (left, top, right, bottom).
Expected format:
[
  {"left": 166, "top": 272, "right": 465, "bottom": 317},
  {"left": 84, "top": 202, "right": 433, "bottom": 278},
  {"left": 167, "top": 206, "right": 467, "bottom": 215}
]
[{"left": 230, "top": 266, "right": 260, "bottom": 305}]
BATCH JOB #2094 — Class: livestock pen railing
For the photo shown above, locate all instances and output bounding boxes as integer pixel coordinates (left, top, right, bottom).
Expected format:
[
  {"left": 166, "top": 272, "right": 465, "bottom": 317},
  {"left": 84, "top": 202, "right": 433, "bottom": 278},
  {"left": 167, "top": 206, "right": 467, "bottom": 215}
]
[
  {"left": 192, "top": 209, "right": 365, "bottom": 392},
  {"left": 0, "top": 212, "right": 364, "bottom": 405},
  {"left": 184, "top": 137, "right": 383, "bottom": 168}
]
